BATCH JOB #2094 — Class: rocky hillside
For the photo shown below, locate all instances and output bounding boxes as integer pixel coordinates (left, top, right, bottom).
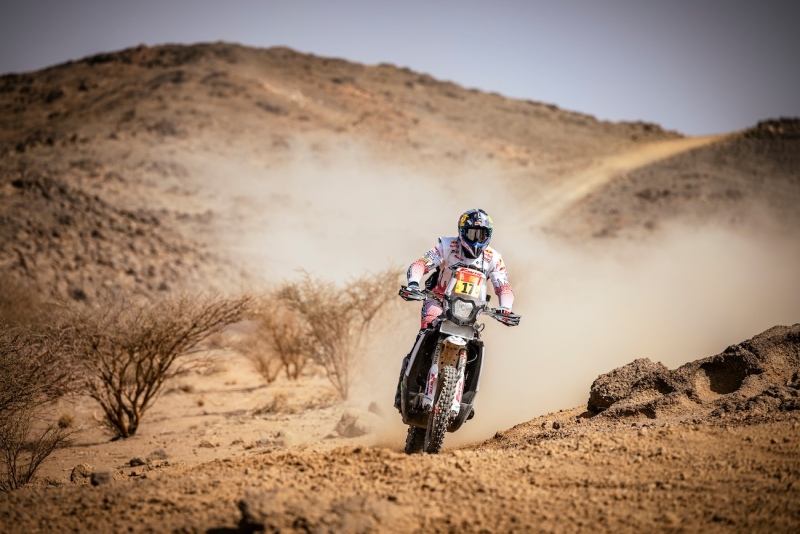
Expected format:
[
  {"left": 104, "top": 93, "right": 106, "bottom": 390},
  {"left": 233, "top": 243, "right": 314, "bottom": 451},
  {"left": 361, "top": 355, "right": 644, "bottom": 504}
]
[
  {"left": 560, "top": 118, "right": 800, "bottom": 239},
  {"left": 2, "top": 43, "right": 799, "bottom": 304}
]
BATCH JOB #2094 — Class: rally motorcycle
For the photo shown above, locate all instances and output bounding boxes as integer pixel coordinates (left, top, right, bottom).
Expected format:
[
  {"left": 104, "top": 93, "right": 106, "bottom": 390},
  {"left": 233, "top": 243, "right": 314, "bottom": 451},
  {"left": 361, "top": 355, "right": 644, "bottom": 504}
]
[{"left": 397, "top": 264, "right": 521, "bottom": 454}]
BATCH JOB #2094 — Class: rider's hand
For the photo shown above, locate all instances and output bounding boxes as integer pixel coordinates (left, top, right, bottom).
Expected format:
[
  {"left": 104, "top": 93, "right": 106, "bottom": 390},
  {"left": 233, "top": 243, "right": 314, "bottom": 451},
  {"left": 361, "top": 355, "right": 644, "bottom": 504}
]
[
  {"left": 497, "top": 308, "right": 515, "bottom": 326},
  {"left": 399, "top": 282, "right": 422, "bottom": 301}
]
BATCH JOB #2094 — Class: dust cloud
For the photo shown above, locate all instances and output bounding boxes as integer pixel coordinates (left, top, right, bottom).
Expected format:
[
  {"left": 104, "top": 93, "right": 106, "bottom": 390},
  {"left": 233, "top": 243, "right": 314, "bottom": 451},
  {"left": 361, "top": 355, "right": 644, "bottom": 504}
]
[
  {"left": 369, "top": 222, "right": 800, "bottom": 449},
  {"left": 174, "top": 140, "right": 800, "bottom": 449},
  {"left": 443, "top": 224, "right": 800, "bottom": 446}
]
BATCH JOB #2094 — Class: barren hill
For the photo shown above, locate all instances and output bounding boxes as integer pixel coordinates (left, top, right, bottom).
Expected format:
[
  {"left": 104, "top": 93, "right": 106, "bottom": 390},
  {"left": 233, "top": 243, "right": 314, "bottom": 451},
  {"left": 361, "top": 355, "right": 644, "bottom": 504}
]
[
  {"left": 1, "top": 42, "right": 799, "bottom": 532},
  {"left": 7, "top": 42, "right": 797, "bottom": 302}
]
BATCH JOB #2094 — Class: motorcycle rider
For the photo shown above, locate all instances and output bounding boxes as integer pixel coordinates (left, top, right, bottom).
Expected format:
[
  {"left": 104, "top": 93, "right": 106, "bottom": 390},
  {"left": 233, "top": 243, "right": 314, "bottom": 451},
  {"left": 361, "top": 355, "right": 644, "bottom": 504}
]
[{"left": 394, "top": 208, "right": 515, "bottom": 410}]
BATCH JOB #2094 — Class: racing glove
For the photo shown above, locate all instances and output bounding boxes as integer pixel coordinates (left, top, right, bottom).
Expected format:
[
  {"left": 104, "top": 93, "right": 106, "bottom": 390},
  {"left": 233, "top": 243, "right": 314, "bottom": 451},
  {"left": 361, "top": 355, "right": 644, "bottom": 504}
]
[{"left": 497, "top": 307, "right": 515, "bottom": 327}]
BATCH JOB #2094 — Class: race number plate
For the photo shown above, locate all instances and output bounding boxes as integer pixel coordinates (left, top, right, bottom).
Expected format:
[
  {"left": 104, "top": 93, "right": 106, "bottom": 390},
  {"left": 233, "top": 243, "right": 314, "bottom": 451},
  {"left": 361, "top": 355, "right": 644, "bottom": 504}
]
[{"left": 453, "top": 269, "right": 484, "bottom": 298}]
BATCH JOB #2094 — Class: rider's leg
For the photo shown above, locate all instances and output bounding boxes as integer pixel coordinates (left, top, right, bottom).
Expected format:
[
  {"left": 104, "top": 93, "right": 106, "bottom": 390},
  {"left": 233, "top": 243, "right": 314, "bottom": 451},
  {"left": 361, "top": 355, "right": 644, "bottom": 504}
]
[{"left": 420, "top": 300, "right": 443, "bottom": 331}]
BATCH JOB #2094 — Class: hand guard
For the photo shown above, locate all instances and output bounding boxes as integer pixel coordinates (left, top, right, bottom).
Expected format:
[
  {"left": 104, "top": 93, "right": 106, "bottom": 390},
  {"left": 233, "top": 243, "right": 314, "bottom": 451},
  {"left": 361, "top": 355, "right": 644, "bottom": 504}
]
[
  {"left": 399, "top": 284, "right": 425, "bottom": 301},
  {"left": 489, "top": 308, "right": 521, "bottom": 327}
]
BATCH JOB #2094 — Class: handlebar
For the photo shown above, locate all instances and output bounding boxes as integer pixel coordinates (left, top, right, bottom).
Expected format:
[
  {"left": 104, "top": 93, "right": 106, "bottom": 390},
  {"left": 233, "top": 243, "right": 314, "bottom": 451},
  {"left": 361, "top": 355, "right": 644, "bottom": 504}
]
[{"left": 398, "top": 286, "right": 521, "bottom": 327}]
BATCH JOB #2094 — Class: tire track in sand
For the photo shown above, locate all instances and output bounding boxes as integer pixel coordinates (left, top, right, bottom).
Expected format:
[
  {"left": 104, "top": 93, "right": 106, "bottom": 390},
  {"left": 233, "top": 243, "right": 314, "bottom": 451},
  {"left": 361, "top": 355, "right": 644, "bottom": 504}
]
[{"left": 530, "top": 135, "right": 725, "bottom": 226}]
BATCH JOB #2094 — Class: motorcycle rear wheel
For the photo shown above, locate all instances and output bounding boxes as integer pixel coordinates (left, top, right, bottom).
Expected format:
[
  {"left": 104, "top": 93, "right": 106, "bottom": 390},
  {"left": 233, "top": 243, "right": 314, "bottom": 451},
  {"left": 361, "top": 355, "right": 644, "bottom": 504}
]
[
  {"left": 424, "top": 365, "right": 457, "bottom": 454},
  {"left": 404, "top": 426, "right": 425, "bottom": 454}
]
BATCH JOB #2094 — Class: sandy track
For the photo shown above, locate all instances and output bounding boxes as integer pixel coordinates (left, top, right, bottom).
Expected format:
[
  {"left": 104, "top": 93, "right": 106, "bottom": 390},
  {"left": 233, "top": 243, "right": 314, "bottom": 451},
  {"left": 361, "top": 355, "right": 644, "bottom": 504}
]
[
  {"left": 3, "top": 410, "right": 798, "bottom": 533},
  {"left": 530, "top": 135, "right": 725, "bottom": 225}
]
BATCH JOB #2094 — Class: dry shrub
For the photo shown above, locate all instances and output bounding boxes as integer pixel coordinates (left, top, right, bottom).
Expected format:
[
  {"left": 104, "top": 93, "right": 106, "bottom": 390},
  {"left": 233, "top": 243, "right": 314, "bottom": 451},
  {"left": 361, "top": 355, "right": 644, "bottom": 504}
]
[
  {"left": 0, "top": 410, "right": 75, "bottom": 491},
  {"left": 0, "top": 324, "right": 78, "bottom": 491},
  {"left": 276, "top": 268, "right": 400, "bottom": 400},
  {"left": 242, "top": 337, "right": 283, "bottom": 384},
  {"left": 254, "top": 390, "right": 292, "bottom": 415},
  {"left": 68, "top": 293, "right": 252, "bottom": 439},
  {"left": 242, "top": 302, "right": 312, "bottom": 384}
]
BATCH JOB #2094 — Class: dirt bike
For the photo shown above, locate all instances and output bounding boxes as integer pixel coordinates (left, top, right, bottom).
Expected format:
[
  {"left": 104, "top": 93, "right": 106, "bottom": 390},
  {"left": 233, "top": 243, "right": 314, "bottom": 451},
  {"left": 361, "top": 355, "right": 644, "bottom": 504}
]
[{"left": 397, "top": 264, "right": 521, "bottom": 454}]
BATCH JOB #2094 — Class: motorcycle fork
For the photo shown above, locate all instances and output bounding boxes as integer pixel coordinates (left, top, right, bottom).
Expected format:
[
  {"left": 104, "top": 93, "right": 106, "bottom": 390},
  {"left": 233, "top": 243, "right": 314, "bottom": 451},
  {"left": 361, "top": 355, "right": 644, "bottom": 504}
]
[
  {"left": 422, "top": 343, "right": 442, "bottom": 411},
  {"left": 452, "top": 350, "right": 467, "bottom": 415},
  {"left": 422, "top": 337, "right": 468, "bottom": 413}
]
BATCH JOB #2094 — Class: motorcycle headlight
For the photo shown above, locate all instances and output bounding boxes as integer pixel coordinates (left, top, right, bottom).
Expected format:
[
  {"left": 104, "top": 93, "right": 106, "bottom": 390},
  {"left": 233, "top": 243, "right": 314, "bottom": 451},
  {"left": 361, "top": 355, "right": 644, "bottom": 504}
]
[{"left": 452, "top": 299, "right": 475, "bottom": 320}]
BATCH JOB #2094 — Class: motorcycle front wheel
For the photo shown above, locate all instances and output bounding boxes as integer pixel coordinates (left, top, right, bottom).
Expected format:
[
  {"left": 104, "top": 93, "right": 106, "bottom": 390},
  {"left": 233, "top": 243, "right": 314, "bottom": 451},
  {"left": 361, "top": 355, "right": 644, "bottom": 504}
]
[{"left": 424, "top": 365, "right": 457, "bottom": 454}]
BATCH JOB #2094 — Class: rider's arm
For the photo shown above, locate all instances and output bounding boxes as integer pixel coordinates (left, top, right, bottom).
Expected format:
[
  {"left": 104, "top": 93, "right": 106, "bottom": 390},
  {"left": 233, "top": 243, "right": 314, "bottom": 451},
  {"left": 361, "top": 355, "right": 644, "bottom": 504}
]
[
  {"left": 488, "top": 254, "right": 514, "bottom": 311},
  {"left": 407, "top": 239, "right": 445, "bottom": 286}
]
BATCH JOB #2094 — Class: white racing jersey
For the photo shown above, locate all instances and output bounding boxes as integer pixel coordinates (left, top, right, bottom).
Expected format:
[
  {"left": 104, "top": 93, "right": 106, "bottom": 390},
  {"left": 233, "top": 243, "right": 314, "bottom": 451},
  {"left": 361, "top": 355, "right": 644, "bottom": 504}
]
[{"left": 407, "top": 236, "right": 514, "bottom": 310}]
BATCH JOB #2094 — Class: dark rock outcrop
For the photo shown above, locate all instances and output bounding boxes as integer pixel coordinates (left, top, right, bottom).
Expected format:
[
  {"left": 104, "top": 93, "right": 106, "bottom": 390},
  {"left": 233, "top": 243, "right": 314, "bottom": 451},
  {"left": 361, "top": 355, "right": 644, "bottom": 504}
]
[{"left": 588, "top": 324, "right": 800, "bottom": 418}]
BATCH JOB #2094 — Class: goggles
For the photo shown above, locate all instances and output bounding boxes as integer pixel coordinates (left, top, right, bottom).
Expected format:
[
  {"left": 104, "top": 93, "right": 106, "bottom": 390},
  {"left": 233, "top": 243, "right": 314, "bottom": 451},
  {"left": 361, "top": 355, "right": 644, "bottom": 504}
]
[{"left": 463, "top": 227, "right": 490, "bottom": 242}]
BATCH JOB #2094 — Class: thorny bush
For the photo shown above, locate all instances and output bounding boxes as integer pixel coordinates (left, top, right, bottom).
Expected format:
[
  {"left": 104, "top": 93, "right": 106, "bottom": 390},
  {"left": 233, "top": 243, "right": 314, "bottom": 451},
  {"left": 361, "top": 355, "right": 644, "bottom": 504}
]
[
  {"left": 242, "top": 302, "right": 313, "bottom": 384},
  {"left": 68, "top": 294, "right": 252, "bottom": 439},
  {"left": 276, "top": 268, "right": 400, "bottom": 400},
  {"left": 0, "top": 323, "right": 78, "bottom": 491}
]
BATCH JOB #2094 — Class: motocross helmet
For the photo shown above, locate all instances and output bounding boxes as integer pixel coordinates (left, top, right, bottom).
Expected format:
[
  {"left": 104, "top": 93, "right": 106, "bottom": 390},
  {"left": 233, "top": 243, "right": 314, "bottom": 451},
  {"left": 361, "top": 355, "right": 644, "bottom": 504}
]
[{"left": 458, "top": 208, "right": 493, "bottom": 258}]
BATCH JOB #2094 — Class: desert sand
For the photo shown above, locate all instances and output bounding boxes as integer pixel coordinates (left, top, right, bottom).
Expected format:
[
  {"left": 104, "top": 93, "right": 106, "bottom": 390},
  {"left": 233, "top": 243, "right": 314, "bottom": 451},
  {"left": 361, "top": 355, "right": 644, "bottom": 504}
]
[{"left": 1, "top": 43, "right": 799, "bottom": 532}]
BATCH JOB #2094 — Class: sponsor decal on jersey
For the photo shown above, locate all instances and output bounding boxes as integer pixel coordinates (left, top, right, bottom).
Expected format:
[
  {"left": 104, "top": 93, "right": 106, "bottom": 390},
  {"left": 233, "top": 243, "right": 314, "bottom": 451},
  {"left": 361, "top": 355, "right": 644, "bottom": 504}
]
[{"left": 422, "top": 249, "right": 440, "bottom": 264}]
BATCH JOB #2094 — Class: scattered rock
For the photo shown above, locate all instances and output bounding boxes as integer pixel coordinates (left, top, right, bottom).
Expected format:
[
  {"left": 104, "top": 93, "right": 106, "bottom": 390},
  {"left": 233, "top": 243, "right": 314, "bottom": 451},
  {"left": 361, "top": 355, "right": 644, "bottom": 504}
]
[
  {"left": 146, "top": 449, "right": 168, "bottom": 462},
  {"left": 129, "top": 457, "right": 146, "bottom": 467},
  {"left": 70, "top": 463, "right": 93, "bottom": 484},
  {"left": 239, "top": 488, "right": 317, "bottom": 532},
  {"left": 91, "top": 468, "right": 114, "bottom": 486},
  {"left": 334, "top": 409, "right": 380, "bottom": 438},
  {"left": 146, "top": 448, "right": 169, "bottom": 466},
  {"left": 275, "top": 430, "right": 299, "bottom": 448},
  {"left": 238, "top": 488, "right": 396, "bottom": 532}
]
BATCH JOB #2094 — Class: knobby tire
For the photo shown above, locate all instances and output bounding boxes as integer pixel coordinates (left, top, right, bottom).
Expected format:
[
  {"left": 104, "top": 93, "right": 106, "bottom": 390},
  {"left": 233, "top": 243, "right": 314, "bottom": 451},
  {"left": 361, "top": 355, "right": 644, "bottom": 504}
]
[
  {"left": 424, "top": 365, "right": 457, "bottom": 454},
  {"left": 404, "top": 426, "right": 425, "bottom": 454}
]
